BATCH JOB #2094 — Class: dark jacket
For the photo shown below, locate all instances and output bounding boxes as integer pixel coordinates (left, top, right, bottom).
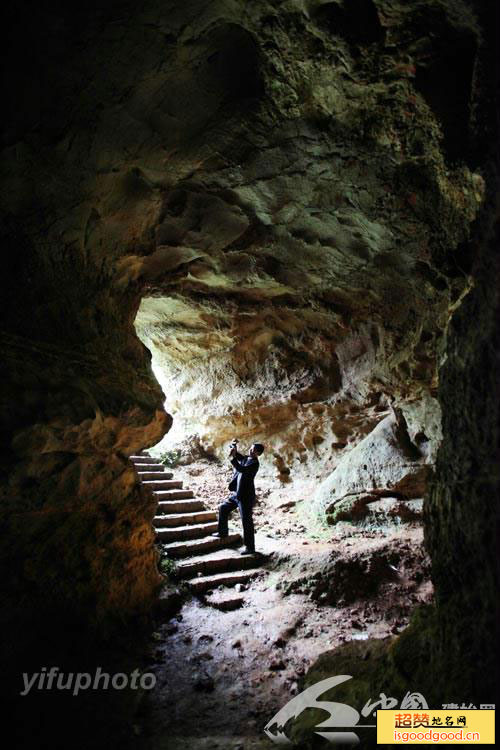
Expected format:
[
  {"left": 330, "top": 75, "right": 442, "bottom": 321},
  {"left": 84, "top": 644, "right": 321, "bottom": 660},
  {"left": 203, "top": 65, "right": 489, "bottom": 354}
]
[{"left": 228, "top": 451, "right": 259, "bottom": 503}]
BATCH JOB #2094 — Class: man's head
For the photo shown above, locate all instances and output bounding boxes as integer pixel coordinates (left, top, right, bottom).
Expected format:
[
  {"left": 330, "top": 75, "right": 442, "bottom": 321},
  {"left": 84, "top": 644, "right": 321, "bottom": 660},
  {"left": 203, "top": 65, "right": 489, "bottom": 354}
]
[{"left": 249, "top": 443, "right": 265, "bottom": 458}]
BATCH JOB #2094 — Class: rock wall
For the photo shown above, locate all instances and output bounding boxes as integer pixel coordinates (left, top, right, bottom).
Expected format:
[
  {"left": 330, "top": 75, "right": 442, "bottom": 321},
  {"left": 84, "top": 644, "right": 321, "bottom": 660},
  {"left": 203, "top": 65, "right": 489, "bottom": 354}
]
[
  {"left": 290, "top": 1, "right": 499, "bottom": 736},
  {"left": 289, "top": 163, "right": 498, "bottom": 743},
  {"left": 423, "top": 166, "right": 499, "bottom": 699},
  {"left": 1, "top": 0, "right": 173, "bottom": 656},
  {"left": 0, "top": 248, "right": 170, "bottom": 651}
]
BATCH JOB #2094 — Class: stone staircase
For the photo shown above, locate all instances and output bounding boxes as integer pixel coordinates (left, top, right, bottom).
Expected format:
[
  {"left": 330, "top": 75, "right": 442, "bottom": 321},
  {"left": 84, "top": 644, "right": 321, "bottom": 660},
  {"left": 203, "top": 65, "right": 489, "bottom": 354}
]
[{"left": 130, "top": 453, "right": 262, "bottom": 599}]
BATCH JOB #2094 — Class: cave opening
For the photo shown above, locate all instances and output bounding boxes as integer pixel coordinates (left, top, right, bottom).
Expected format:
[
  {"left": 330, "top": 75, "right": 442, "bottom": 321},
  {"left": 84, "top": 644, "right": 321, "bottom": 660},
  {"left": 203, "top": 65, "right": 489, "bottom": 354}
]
[
  {"left": 129, "top": 281, "right": 441, "bottom": 747},
  {"left": 133, "top": 294, "right": 213, "bottom": 455}
]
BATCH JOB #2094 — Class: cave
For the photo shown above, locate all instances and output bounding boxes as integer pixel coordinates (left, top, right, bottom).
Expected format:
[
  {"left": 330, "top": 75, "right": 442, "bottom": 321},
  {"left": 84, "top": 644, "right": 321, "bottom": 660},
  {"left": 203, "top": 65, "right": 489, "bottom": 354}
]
[{"left": 1, "top": 1, "right": 498, "bottom": 749}]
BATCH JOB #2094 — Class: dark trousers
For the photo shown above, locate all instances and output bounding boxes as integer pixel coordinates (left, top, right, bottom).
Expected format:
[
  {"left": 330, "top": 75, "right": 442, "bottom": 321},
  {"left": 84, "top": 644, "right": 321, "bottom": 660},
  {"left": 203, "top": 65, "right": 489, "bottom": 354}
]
[{"left": 218, "top": 494, "right": 255, "bottom": 552}]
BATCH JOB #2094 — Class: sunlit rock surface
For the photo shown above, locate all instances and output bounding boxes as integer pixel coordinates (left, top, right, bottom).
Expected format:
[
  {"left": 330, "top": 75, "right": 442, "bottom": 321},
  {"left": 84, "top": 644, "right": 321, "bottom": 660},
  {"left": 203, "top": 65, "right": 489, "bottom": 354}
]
[{"left": 313, "top": 408, "right": 432, "bottom": 522}]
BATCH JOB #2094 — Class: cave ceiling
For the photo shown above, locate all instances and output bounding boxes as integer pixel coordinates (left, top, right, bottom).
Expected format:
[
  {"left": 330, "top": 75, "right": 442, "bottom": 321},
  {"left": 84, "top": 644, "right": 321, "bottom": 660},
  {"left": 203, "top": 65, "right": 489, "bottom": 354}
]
[{"left": 2, "top": 0, "right": 485, "bottom": 465}]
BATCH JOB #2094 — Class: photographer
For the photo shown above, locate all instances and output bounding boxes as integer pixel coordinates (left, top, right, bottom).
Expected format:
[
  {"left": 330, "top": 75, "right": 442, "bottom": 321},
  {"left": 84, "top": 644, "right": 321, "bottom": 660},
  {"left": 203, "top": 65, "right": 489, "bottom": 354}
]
[{"left": 212, "top": 440, "right": 265, "bottom": 554}]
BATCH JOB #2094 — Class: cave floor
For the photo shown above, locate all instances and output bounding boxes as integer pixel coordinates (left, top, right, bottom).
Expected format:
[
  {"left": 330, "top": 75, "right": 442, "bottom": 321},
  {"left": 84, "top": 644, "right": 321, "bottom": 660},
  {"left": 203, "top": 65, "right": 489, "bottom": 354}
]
[{"left": 135, "top": 460, "right": 432, "bottom": 749}]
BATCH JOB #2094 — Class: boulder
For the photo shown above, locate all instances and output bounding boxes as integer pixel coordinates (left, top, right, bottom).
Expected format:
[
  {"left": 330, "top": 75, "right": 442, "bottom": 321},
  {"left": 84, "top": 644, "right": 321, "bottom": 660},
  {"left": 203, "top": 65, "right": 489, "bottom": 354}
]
[{"left": 313, "top": 410, "right": 431, "bottom": 522}]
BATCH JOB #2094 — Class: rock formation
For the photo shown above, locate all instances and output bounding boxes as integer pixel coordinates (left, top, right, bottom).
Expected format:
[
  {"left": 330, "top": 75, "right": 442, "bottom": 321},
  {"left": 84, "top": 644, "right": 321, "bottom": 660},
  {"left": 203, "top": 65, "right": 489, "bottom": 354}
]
[
  {"left": 313, "top": 407, "right": 432, "bottom": 522},
  {"left": 128, "top": 0, "right": 485, "bottom": 487}
]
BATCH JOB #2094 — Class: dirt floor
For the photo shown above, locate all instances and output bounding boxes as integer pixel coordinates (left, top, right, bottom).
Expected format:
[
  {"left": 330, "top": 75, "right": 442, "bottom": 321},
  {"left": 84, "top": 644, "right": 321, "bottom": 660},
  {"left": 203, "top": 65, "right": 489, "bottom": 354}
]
[{"left": 136, "top": 459, "right": 433, "bottom": 749}]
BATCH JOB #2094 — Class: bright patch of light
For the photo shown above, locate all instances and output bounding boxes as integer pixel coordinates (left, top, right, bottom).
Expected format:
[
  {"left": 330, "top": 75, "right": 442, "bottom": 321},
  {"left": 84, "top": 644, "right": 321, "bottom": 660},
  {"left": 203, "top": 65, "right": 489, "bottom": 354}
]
[{"left": 150, "top": 361, "right": 186, "bottom": 450}]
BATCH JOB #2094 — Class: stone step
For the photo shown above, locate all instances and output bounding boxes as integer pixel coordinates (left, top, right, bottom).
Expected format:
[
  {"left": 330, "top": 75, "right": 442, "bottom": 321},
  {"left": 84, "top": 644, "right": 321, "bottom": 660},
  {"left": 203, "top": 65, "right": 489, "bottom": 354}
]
[
  {"left": 206, "top": 592, "right": 245, "bottom": 611},
  {"left": 130, "top": 455, "right": 160, "bottom": 464},
  {"left": 154, "top": 511, "right": 217, "bottom": 527},
  {"left": 163, "top": 533, "right": 242, "bottom": 559},
  {"left": 156, "top": 521, "right": 218, "bottom": 542},
  {"left": 137, "top": 470, "right": 174, "bottom": 480},
  {"left": 187, "top": 569, "right": 259, "bottom": 595},
  {"left": 142, "top": 479, "right": 183, "bottom": 490},
  {"left": 156, "top": 499, "right": 205, "bottom": 514},
  {"left": 133, "top": 463, "right": 165, "bottom": 472},
  {"left": 176, "top": 547, "right": 260, "bottom": 578},
  {"left": 154, "top": 489, "right": 194, "bottom": 500}
]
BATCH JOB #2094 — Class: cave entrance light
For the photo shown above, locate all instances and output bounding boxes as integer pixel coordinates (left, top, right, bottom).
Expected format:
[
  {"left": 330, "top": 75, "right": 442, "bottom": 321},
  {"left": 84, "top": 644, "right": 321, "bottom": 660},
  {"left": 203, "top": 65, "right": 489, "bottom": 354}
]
[{"left": 134, "top": 295, "right": 214, "bottom": 458}]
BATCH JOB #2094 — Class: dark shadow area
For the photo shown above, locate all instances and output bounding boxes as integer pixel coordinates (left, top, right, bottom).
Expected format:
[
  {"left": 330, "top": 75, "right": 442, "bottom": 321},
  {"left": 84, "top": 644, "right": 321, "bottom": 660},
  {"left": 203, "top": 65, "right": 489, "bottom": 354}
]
[
  {"left": 315, "top": 0, "right": 385, "bottom": 47},
  {"left": 414, "top": 30, "right": 477, "bottom": 162}
]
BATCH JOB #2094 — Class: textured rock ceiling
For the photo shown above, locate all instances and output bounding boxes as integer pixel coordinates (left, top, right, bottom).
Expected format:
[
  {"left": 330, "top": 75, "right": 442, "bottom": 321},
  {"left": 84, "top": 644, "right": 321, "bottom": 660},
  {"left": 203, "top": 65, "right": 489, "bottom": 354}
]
[
  {"left": 1, "top": 0, "right": 484, "bottom": 478},
  {"left": 120, "top": 0, "right": 484, "bottom": 470}
]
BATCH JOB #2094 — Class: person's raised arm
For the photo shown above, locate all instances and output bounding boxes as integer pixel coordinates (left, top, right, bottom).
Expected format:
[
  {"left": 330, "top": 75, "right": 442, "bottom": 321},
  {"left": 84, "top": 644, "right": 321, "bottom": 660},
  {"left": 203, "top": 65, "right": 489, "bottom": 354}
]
[
  {"left": 230, "top": 456, "right": 258, "bottom": 474},
  {"left": 229, "top": 440, "right": 245, "bottom": 461}
]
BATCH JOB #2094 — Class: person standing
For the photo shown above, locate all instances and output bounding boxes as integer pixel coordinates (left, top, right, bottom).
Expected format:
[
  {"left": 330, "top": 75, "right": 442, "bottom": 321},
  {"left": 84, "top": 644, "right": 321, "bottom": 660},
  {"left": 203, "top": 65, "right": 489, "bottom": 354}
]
[{"left": 212, "top": 441, "right": 265, "bottom": 554}]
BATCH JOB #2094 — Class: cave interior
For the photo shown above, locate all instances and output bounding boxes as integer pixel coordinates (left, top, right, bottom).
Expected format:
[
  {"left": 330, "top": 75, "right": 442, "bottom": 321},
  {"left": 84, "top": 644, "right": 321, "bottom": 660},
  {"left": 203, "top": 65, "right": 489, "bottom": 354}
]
[{"left": 1, "top": 0, "right": 498, "bottom": 748}]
